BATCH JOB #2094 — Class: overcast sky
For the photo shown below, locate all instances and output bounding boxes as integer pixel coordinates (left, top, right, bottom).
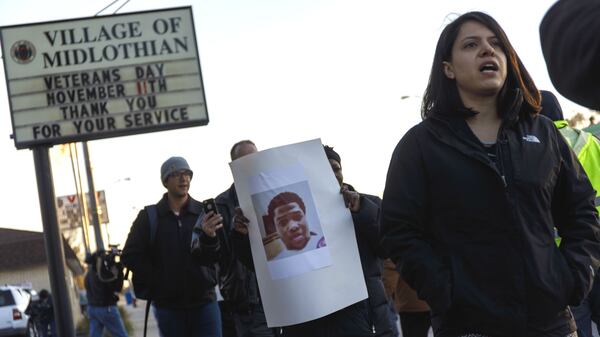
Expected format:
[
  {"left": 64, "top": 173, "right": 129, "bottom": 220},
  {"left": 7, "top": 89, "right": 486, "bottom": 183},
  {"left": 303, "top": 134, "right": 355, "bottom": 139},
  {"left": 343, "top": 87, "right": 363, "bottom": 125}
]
[{"left": 0, "top": 0, "right": 587, "bottom": 248}]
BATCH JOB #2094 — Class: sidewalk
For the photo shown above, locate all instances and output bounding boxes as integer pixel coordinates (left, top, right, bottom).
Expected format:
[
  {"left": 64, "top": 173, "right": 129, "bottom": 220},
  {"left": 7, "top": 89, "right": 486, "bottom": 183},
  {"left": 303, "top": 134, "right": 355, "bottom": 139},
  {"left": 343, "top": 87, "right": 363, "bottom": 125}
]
[{"left": 122, "top": 300, "right": 160, "bottom": 337}]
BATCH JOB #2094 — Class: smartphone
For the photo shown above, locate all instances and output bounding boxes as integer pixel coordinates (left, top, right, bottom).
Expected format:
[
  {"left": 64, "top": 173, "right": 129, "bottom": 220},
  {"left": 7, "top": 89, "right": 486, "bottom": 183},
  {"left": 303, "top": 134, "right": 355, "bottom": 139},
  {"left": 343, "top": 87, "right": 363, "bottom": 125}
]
[{"left": 202, "top": 198, "right": 218, "bottom": 214}]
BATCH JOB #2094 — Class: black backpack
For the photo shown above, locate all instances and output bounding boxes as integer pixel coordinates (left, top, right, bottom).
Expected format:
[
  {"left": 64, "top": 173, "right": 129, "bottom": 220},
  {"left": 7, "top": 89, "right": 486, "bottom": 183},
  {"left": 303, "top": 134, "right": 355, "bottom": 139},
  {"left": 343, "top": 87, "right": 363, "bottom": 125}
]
[
  {"left": 128, "top": 205, "right": 158, "bottom": 337},
  {"left": 129, "top": 205, "right": 158, "bottom": 301}
]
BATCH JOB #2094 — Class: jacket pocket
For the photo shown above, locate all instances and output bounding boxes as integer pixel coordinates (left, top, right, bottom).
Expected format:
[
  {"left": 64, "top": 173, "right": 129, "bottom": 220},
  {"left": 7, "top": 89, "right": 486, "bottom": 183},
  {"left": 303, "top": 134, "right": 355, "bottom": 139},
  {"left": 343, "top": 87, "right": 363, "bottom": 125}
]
[
  {"left": 555, "top": 250, "right": 575, "bottom": 306},
  {"left": 444, "top": 248, "right": 519, "bottom": 330},
  {"left": 425, "top": 258, "right": 453, "bottom": 316},
  {"left": 527, "top": 247, "right": 575, "bottom": 321}
]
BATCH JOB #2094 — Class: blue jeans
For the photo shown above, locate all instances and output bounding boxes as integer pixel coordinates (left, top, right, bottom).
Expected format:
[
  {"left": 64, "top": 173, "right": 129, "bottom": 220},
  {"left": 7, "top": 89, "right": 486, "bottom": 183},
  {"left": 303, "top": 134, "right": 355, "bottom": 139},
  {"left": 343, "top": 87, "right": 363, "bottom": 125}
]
[
  {"left": 154, "top": 301, "right": 222, "bottom": 337},
  {"left": 87, "top": 305, "right": 128, "bottom": 337}
]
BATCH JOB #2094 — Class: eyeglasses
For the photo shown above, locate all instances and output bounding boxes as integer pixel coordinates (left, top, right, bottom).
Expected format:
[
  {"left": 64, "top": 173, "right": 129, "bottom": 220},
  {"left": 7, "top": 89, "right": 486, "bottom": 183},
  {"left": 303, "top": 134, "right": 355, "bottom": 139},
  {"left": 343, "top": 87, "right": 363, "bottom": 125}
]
[{"left": 169, "top": 170, "right": 192, "bottom": 179}]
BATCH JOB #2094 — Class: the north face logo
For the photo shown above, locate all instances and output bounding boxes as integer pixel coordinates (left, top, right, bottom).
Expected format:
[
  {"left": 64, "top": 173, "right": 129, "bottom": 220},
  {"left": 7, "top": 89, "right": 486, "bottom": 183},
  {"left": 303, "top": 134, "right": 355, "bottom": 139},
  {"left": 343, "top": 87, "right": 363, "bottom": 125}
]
[{"left": 522, "top": 135, "right": 540, "bottom": 143}]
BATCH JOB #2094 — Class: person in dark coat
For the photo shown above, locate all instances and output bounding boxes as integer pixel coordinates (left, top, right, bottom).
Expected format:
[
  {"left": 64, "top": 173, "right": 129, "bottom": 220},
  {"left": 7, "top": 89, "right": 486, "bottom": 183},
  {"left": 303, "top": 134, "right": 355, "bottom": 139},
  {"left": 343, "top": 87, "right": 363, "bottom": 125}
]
[
  {"left": 540, "top": 0, "right": 600, "bottom": 111},
  {"left": 231, "top": 145, "right": 393, "bottom": 337},
  {"left": 380, "top": 11, "right": 600, "bottom": 337},
  {"left": 25, "top": 289, "right": 56, "bottom": 337},
  {"left": 84, "top": 249, "right": 128, "bottom": 337},
  {"left": 122, "top": 156, "right": 225, "bottom": 337},
  {"left": 215, "top": 140, "right": 275, "bottom": 337},
  {"left": 540, "top": 90, "right": 600, "bottom": 337}
]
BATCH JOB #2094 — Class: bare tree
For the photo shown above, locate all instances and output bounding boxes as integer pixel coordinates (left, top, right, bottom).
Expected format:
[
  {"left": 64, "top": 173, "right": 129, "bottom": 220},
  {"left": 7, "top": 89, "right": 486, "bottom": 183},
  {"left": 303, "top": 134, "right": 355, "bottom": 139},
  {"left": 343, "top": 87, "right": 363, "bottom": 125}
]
[
  {"left": 589, "top": 110, "right": 599, "bottom": 126},
  {"left": 568, "top": 112, "right": 586, "bottom": 127}
]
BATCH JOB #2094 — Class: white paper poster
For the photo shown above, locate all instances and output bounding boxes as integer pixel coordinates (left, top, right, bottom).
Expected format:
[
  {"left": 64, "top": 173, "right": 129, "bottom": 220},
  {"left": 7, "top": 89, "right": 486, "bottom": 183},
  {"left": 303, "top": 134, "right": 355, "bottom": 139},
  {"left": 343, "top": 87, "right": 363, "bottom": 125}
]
[{"left": 230, "top": 138, "right": 368, "bottom": 327}]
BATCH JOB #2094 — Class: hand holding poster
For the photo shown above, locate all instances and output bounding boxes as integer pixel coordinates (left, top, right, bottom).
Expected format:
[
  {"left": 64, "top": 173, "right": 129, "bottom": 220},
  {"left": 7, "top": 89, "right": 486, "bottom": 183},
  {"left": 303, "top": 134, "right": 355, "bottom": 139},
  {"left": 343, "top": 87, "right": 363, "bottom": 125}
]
[{"left": 229, "top": 139, "right": 368, "bottom": 327}]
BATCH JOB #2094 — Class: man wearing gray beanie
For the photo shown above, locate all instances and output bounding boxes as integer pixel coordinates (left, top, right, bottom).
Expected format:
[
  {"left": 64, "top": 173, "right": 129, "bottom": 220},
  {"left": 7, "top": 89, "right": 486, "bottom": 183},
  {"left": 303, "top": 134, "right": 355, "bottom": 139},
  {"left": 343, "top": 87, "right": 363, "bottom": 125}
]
[
  {"left": 123, "top": 156, "right": 225, "bottom": 337},
  {"left": 160, "top": 156, "right": 194, "bottom": 184}
]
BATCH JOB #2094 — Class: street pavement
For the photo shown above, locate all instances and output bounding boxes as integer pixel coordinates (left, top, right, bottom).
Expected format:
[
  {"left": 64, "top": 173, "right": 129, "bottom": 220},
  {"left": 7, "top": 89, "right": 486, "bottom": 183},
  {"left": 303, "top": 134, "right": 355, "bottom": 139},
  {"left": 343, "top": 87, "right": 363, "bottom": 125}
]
[{"left": 123, "top": 300, "right": 160, "bottom": 337}]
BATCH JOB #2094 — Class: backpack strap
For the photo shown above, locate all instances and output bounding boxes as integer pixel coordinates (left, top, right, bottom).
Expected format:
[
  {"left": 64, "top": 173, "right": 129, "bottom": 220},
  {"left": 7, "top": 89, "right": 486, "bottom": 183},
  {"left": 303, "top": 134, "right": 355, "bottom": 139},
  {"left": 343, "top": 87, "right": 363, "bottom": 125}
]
[
  {"left": 143, "top": 299, "right": 151, "bottom": 337},
  {"left": 142, "top": 204, "right": 158, "bottom": 337},
  {"left": 145, "top": 205, "right": 159, "bottom": 245}
]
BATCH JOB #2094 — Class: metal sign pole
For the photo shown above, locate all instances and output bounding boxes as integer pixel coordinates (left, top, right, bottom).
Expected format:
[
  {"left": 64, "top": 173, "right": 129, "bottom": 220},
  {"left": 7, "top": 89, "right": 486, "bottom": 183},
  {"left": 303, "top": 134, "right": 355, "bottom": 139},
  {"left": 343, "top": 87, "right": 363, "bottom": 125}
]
[
  {"left": 82, "top": 141, "right": 104, "bottom": 252},
  {"left": 68, "top": 143, "right": 91, "bottom": 255},
  {"left": 32, "top": 146, "right": 75, "bottom": 337}
]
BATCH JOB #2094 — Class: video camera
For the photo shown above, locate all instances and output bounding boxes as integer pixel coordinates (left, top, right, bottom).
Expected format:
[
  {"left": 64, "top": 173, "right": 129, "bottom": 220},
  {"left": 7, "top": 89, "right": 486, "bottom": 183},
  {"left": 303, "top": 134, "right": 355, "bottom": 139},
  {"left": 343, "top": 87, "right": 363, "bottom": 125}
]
[
  {"left": 95, "top": 245, "right": 123, "bottom": 282},
  {"left": 102, "top": 245, "right": 123, "bottom": 268}
]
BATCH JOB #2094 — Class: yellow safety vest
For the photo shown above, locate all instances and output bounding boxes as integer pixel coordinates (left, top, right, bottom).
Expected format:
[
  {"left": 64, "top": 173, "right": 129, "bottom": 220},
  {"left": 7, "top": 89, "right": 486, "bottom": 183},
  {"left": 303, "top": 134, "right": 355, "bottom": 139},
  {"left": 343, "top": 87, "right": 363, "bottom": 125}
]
[{"left": 554, "top": 120, "right": 600, "bottom": 246}]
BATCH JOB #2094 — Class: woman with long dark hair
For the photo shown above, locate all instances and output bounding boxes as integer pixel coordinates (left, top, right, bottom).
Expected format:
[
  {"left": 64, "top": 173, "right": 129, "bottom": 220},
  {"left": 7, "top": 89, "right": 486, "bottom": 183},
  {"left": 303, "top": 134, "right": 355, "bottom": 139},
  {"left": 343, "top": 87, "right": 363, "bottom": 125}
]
[{"left": 381, "top": 11, "right": 600, "bottom": 337}]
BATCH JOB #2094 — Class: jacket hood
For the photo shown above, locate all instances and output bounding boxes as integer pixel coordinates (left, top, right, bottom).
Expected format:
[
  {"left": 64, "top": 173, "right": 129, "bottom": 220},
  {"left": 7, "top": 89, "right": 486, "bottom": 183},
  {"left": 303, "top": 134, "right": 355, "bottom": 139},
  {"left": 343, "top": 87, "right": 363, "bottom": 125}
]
[{"left": 539, "top": 90, "right": 565, "bottom": 121}]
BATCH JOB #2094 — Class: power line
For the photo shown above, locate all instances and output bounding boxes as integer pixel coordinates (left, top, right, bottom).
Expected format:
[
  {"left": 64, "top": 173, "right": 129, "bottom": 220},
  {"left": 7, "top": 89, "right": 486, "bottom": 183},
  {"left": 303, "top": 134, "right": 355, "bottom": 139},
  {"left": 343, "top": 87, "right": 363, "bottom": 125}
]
[
  {"left": 113, "top": 0, "right": 131, "bottom": 14},
  {"left": 94, "top": 0, "right": 119, "bottom": 16}
]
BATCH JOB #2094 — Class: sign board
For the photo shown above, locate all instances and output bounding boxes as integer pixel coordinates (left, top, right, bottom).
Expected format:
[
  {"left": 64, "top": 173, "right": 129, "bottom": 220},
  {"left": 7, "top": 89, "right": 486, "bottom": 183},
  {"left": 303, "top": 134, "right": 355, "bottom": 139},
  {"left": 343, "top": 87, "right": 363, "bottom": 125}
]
[
  {"left": 0, "top": 7, "right": 207, "bottom": 149},
  {"left": 56, "top": 190, "right": 109, "bottom": 230}
]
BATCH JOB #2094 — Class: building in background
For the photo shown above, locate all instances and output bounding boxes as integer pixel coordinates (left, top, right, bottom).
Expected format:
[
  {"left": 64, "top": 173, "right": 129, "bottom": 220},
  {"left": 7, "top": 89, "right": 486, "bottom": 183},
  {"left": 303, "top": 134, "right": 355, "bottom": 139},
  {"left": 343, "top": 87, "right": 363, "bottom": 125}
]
[{"left": 0, "top": 228, "right": 84, "bottom": 324}]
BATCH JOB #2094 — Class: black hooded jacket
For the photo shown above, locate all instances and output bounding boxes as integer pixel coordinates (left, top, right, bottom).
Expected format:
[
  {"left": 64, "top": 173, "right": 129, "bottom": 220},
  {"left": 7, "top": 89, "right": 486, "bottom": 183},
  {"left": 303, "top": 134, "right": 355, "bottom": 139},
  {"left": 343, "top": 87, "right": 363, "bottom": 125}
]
[
  {"left": 381, "top": 113, "right": 600, "bottom": 336},
  {"left": 84, "top": 260, "right": 123, "bottom": 307}
]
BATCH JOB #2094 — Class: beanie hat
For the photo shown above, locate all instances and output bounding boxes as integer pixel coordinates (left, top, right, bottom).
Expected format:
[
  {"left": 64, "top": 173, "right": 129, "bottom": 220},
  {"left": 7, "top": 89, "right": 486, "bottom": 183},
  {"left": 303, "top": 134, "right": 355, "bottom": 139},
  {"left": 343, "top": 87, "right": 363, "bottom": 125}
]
[
  {"left": 161, "top": 156, "right": 193, "bottom": 182},
  {"left": 539, "top": 90, "right": 565, "bottom": 121},
  {"left": 323, "top": 145, "right": 341, "bottom": 165}
]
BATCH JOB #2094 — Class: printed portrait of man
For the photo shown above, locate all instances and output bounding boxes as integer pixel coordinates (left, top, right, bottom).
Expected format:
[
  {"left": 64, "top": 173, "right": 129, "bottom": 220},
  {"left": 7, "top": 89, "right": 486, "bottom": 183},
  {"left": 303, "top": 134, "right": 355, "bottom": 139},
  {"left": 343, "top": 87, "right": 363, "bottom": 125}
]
[{"left": 260, "top": 190, "right": 326, "bottom": 261}]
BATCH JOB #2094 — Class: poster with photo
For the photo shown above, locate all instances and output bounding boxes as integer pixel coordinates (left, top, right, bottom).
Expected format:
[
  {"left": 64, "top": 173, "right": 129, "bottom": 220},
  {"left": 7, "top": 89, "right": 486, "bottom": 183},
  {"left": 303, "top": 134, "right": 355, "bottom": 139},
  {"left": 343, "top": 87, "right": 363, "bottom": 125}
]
[{"left": 230, "top": 139, "right": 368, "bottom": 327}]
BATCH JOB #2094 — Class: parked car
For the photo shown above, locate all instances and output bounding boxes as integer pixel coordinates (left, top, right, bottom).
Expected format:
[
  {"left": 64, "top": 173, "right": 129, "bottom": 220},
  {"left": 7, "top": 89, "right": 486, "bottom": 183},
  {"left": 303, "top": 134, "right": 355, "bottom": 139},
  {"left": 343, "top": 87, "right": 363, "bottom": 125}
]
[{"left": 0, "top": 285, "right": 34, "bottom": 337}]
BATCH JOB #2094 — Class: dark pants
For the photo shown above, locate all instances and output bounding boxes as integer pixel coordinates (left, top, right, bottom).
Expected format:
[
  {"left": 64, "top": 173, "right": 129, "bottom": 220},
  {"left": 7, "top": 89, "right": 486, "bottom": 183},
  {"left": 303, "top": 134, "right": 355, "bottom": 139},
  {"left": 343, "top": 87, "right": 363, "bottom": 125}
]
[
  {"left": 233, "top": 303, "right": 274, "bottom": 337},
  {"left": 399, "top": 311, "right": 431, "bottom": 337},
  {"left": 154, "top": 301, "right": 222, "bottom": 337},
  {"left": 388, "top": 301, "right": 400, "bottom": 337},
  {"left": 219, "top": 301, "right": 237, "bottom": 337},
  {"left": 36, "top": 320, "right": 56, "bottom": 337}
]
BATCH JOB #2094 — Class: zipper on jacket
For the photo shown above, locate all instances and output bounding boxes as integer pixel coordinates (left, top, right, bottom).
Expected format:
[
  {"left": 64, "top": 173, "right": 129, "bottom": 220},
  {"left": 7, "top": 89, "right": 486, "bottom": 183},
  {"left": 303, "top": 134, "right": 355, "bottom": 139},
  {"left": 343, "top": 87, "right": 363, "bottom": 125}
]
[
  {"left": 496, "top": 129, "right": 509, "bottom": 188},
  {"left": 365, "top": 298, "right": 376, "bottom": 335}
]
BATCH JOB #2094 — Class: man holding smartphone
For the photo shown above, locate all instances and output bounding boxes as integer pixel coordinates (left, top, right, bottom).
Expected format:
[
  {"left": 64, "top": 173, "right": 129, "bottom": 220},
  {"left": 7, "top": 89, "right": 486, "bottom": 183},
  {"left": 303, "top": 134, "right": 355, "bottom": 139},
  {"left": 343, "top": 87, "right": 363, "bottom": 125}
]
[
  {"left": 214, "top": 140, "right": 275, "bottom": 337},
  {"left": 122, "top": 156, "right": 224, "bottom": 337}
]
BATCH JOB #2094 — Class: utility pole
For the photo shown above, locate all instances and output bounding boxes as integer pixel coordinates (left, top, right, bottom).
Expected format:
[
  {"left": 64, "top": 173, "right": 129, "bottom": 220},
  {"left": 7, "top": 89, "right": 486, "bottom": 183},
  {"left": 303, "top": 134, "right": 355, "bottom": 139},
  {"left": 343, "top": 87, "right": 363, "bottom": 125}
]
[
  {"left": 33, "top": 147, "right": 75, "bottom": 337},
  {"left": 82, "top": 141, "right": 104, "bottom": 252}
]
